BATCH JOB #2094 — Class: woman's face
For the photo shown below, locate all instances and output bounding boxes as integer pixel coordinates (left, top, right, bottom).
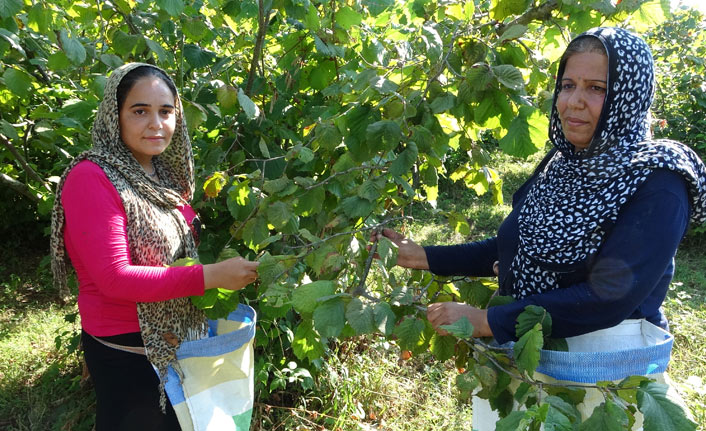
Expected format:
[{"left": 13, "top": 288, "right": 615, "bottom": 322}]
[
  {"left": 118, "top": 76, "right": 176, "bottom": 168},
  {"left": 556, "top": 52, "right": 608, "bottom": 151}
]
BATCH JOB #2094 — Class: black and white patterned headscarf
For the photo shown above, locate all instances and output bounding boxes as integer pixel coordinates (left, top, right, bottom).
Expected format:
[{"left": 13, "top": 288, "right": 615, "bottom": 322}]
[{"left": 509, "top": 27, "right": 706, "bottom": 299}]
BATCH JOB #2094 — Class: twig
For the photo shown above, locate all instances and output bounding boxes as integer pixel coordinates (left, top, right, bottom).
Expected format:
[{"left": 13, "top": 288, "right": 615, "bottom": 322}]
[
  {"left": 0, "top": 134, "right": 51, "bottom": 191},
  {"left": 352, "top": 229, "right": 379, "bottom": 297},
  {"left": 303, "top": 165, "right": 381, "bottom": 190},
  {"left": 284, "top": 216, "right": 412, "bottom": 251}
]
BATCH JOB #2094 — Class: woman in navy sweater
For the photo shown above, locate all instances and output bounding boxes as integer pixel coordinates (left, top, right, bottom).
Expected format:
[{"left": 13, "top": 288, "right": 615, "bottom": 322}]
[{"left": 378, "top": 27, "right": 706, "bottom": 345}]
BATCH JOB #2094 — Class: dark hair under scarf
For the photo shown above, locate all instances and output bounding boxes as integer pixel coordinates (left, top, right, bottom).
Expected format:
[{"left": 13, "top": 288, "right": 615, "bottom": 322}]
[{"left": 507, "top": 27, "right": 706, "bottom": 299}]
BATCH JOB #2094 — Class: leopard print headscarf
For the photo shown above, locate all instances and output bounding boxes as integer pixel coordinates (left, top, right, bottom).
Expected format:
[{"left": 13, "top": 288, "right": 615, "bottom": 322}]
[
  {"left": 50, "top": 62, "right": 207, "bottom": 408},
  {"left": 507, "top": 28, "right": 706, "bottom": 299}
]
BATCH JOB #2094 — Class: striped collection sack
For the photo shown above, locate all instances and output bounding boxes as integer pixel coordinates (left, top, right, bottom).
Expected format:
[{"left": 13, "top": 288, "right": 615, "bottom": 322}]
[
  {"left": 164, "top": 304, "right": 256, "bottom": 431},
  {"left": 472, "top": 319, "right": 690, "bottom": 431}
]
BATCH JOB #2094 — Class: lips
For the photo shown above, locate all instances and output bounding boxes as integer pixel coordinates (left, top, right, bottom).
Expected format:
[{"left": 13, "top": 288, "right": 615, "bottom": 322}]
[{"left": 564, "top": 117, "right": 588, "bottom": 127}]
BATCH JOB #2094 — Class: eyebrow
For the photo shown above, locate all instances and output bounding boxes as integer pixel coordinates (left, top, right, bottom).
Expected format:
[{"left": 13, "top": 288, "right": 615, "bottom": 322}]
[
  {"left": 561, "top": 77, "right": 607, "bottom": 83},
  {"left": 128, "top": 102, "right": 176, "bottom": 108}
]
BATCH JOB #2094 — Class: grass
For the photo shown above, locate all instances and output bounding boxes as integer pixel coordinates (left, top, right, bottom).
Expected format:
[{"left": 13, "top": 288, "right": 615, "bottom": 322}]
[
  {"left": 1, "top": 148, "right": 704, "bottom": 430},
  {"left": 0, "top": 255, "right": 95, "bottom": 431}
]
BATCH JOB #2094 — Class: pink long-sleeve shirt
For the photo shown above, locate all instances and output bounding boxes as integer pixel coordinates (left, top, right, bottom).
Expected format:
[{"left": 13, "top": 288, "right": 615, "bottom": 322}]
[{"left": 62, "top": 160, "right": 205, "bottom": 336}]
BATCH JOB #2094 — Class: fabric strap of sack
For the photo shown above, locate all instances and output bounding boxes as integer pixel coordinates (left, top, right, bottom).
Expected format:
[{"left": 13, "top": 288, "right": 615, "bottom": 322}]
[{"left": 90, "top": 334, "right": 147, "bottom": 355}]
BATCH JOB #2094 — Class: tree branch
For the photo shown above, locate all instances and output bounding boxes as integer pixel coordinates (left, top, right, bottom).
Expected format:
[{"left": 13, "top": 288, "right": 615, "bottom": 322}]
[
  {"left": 0, "top": 134, "right": 51, "bottom": 191},
  {"left": 497, "top": 0, "right": 559, "bottom": 36},
  {"left": 0, "top": 173, "right": 40, "bottom": 202},
  {"left": 246, "top": 0, "right": 272, "bottom": 96}
]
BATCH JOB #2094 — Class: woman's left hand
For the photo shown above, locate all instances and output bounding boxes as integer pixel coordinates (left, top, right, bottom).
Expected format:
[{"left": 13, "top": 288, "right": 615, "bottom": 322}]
[{"left": 426, "top": 302, "right": 492, "bottom": 338}]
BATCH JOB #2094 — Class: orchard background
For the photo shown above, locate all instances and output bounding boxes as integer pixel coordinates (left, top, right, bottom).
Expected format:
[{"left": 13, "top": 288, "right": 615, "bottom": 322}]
[{"left": 1, "top": 0, "right": 705, "bottom": 429}]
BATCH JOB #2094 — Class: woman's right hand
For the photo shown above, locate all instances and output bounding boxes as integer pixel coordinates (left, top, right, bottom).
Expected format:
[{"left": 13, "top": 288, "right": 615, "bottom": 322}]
[
  {"left": 203, "top": 257, "right": 260, "bottom": 291},
  {"left": 372, "top": 228, "right": 430, "bottom": 270}
]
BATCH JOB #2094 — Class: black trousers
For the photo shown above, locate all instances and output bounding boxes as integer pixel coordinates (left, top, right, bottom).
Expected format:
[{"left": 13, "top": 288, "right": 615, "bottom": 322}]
[{"left": 81, "top": 330, "right": 181, "bottom": 431}]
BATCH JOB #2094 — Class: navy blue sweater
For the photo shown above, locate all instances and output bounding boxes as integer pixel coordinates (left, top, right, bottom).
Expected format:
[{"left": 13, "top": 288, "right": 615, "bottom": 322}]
[{"left": 424, "top": 168, "right": 690, "bottom": 344}]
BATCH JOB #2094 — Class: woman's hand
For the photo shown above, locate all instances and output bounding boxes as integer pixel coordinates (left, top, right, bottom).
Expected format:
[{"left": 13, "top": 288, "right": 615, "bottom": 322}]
[
  {"left": 371, "top": 228, "right": 430, "bottom": 270},
  {"left": 426, "top": 302, "right": 492, "bottom": 338},
  {"left": 203, "top": 257, "right": 260, "bottom": 291}
]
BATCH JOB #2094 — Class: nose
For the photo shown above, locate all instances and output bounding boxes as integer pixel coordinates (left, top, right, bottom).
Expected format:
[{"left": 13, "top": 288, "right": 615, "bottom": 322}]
[
  {"left": 148, "top": 112, "right": 163, "bottom": 130},
  {"left": 566, "top": 88, "right": 585, "bottom": 109}
]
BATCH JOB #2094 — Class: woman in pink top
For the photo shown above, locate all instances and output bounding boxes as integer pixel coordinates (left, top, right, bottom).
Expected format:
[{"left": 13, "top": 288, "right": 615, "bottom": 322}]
[{"left": 50, "top": 63, "right": 259, "bottom": 431}]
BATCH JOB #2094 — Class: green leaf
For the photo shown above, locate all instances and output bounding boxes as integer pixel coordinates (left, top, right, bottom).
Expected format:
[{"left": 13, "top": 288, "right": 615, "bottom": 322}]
[
  {"left": 3, "top": 68, "right": 34, "bottom": 99},
  {"left": 295, "top": 186, "right": 324, "bottom": 216},
  {"left": 456, "top": 371, "right": 479, "bottom": 393},
  {"left": 357, "top": 179, "right": 382, "bottom": 201},
  {"left": 499, "top": 24, "right": 528, "bottom": 43},
  {"left": 631, "top": 0, "right": 669, "bottom": 33},
  {"left": 394, "top": 317, "right": 425, "bottom": 351},
  {"left": 493, "top": 64, "right": 524, "bottom": 91},
  {"left": 543, "top": 404, "right": 575, "bottom": 431},
  {"left": 429, "top": 333, "right": 455, "bottom": 362},
  {"left": 263, "top": 176, "right": 292, "bottom": 195},
  {"left": 366, "top": 120, "right": 401, "bottom": 150},
  {"left": 256, "top": 253, "right": 286, "bottom": 287},
  {"left": 100, "top": 54, "right": 124, "bottom": 69},
  {"left": 237, "top": 88, "right": 260, "bottom": 120},
  {"left": 430, "top": 94, "right": 456, "bottom": 114},
  {"left": 0, "top": 29, "right": 25, "bottom": 57},
  {"left": 183, "top": 101, "right": 207, "bottom": 130},
  {"left": 292, "top": 320, "right": 325, "bottom": 361},
  {"left": 313, "top": 297, "right": 345, "bottom": 339},
  {"left": 636, "top": 381, "right": 697, "bottom": 431},
  {"left": 156, "top": 0, "right": 184, "bottom": 16},
  {"left": 499, "top": 106, "right": 548, "bottom": 158},
  {"left": 184, "top": 44, "right": 215, "bottom": 68},
  {"left": 375, "top": 236, "right": 398, "bottom": 270},
  {"left": 241, "top": 217, "right": 269, "bottom": 251},
  {"left": 171, "top": 257, "right": 200, "bottom": 267},
  {"left": 345, "top": 298, "right": 375, "bottom": 335},
  {"left": 496, "top": 411, "right": 527, "bottom": 431},
  {"left": 513, "top": 322, "right": 543, "bottom": 377},
  {"left": 545, "top": 395, "right": 581, "bottom": 425},
  {"left": 112, "top": 31, "right": 140, "bottom": 56},
  {"left": 292, "top": 280, "right": 336, "bottom": 314},
  {"left": 145, "top": 38, "right": 169, "bottom": 64},
  {"left": 515, "top": 304, "right": 553, "bottom": 338},
  {"left": 340, "top": 196, "right": 375, "bottom": 219},
  {"left": 27, "top": 4, "right": 50, "bottom": 34},
  {"left": 0, "top": 0, "right": 23, "bottom": 19},
  {"left": 373, "top": 302, "right": 395, "bottom": 336},
  {"left": 336, "top": 6, "right": 362, "bottom": 29},
  {"left": 60, "top": 30, "right": 86, "bottom": 65},
  {"left": 579, "top": 400, "right": 629, "bottom": 431},
  {"left": 0, "top": 119, "right": 19, "bottom": 141},
  {"left": 217, "top": 85, "right": 238, "bottom": 109},
  {"left": 364, "top": 0, "right": 394, "bottom": 16},
  {"left": 488, "top": 295, "right": 516, "bottom": 307},
  {"left": 439, "top": 316, "right": 474, "bottom": 339},
  {"left": 421, "top": 24, "right": 442, "bottom": 63},
  {"left": 389, "top": 142, "right": 418, "bottom": 176},
  {"left": 491, "top": 0, "right": 530, "bottom": 20},
  {"left": 266, "top": 201, "right": 291, "bottom": 229},
  {"left": 457, "top": 279, "right": 495, "bottom": 308},
  {"left": 203, "top": 172, "right": 228, "bottom": 198},
  {"left": 309, "top": 60, "right": 336, "bottom": 90}
]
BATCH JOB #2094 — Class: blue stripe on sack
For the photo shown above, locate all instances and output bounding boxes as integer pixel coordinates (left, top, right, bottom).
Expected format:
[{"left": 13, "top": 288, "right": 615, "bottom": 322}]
[
  {"left": 177, "top": 304, "right": 256, "bottom": 360},
  {"left": 164, "top": 364, "right": 186, "bottom": 405},
  {"left": 536, "top": 336, "right": 674, "bottom": 383}
]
